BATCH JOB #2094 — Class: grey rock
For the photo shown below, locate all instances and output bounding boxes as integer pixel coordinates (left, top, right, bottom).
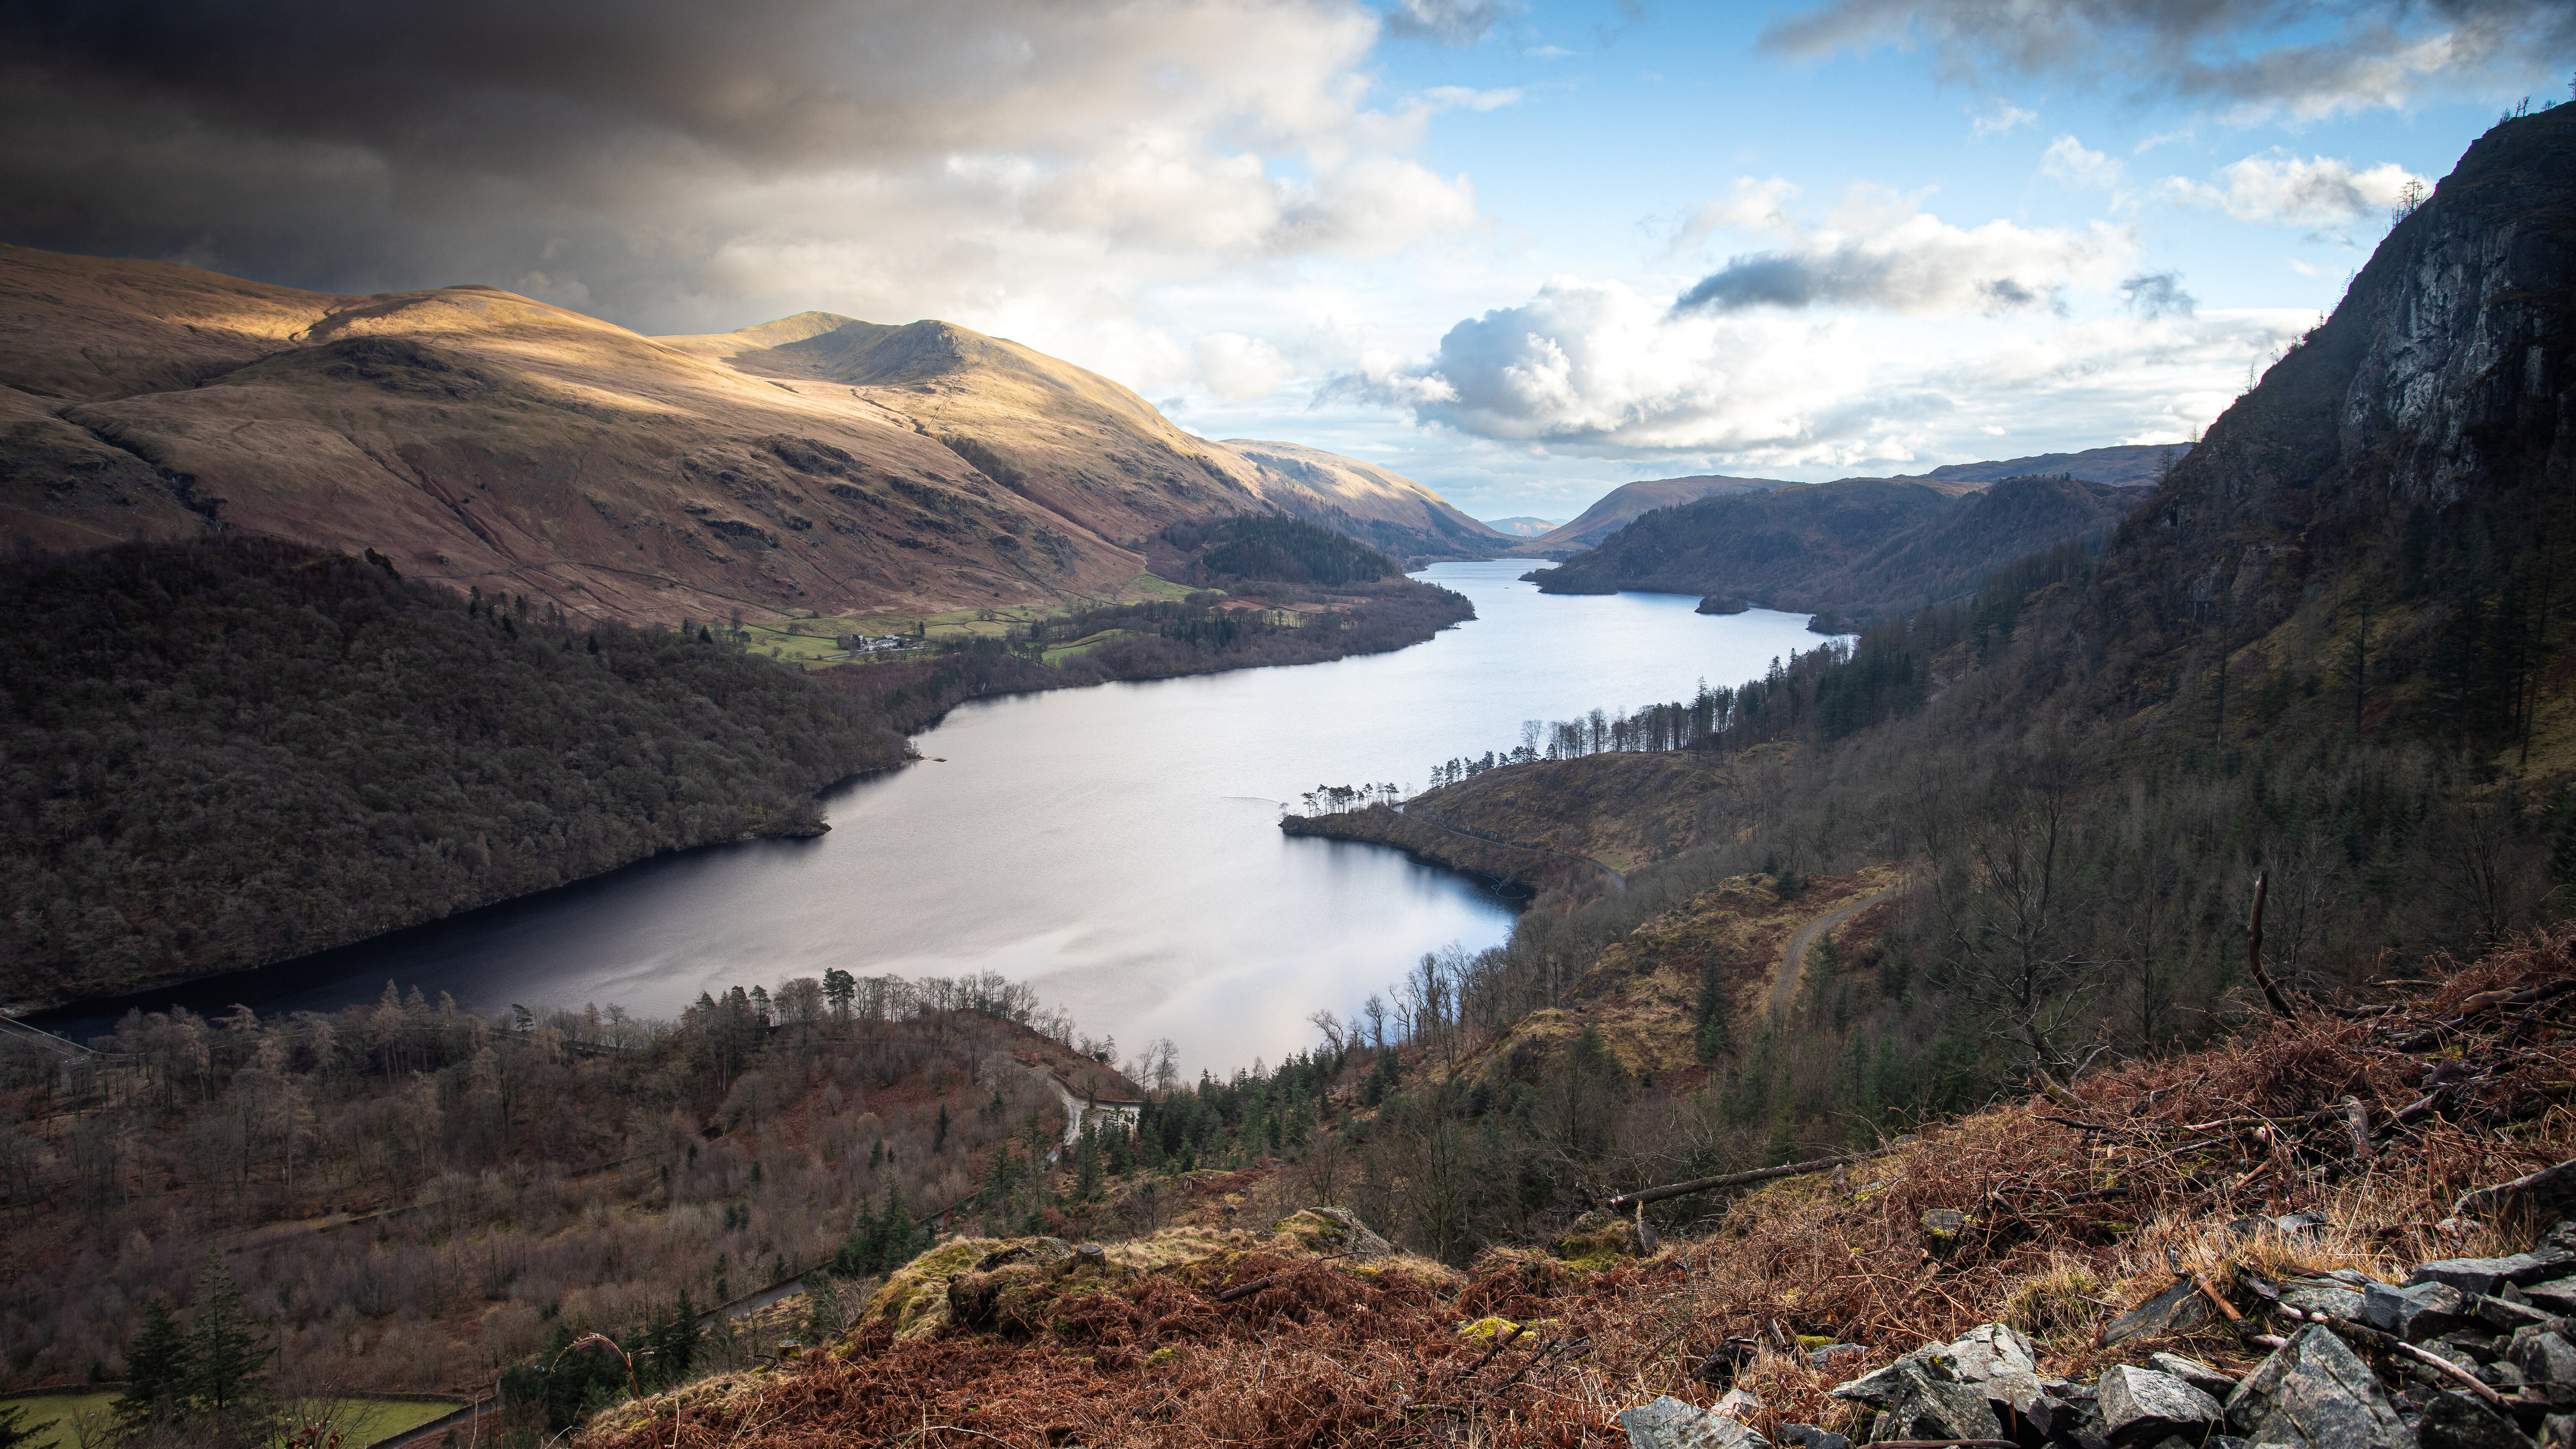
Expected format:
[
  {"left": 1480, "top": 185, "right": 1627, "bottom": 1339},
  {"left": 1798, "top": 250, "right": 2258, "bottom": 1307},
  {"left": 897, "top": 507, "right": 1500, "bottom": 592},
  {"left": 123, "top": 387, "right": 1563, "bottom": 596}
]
[
  {"left": 2286, "top": 1285, "right": 2371, "bottom": 1323},
  {"left": 2105, "top": 1279, "right": 2218, "bottom": 1346},
  {"left": 2434, "top": 1331, "right": 2502, "bottom": 1363},
  {"left": 1833, "top": 1360, "right": 1921, "bottom": 1410},
  {"left": 1779, "top": 1427, "right": 1853, "bottom": 1449},
  {"left": 2522, "top": 1280, "right": 2576, "bottom": 1316},
  {"left": 2474, "top": 1295, "right": 2560, "bottom": 1332},
  {"left": 2370, "top": 1281, "right": 2477, "bottom": 1342},
  {"left": 1945, "top": 1324, "right": 2049, "bottom": 1417},
  {"left": 2475, "top": 1361, "right": 2528, "bottom": 1389},
  {"left": 2031, "top": 1391, "right": 2109, "bottom": 1449},
  {"left": 1872, "top": 1362, "right": 2006, "bottom": 1444},
  {"left": 2151, "top": 1353, "right": 2244, "bottom": 1399},
  {"left": 2226, "top": 1323, "right": 2417, "bottom": 1449},
  {"left": 1619, "top": 1397, "right": 1772, "bottom": 1449},
  {"left": 2415, "top": 1391, "right": 2534, "bottom": 1449},
  {"left": 2101, "top": 1366, "right": 2223, "bottom": 1446},
  {"left": 2415, "top": 1259, "right": 2563, "bottom": 1295},
  {"left": 2510, "top": 1327, "right": 2576, "bottom": 1385}
]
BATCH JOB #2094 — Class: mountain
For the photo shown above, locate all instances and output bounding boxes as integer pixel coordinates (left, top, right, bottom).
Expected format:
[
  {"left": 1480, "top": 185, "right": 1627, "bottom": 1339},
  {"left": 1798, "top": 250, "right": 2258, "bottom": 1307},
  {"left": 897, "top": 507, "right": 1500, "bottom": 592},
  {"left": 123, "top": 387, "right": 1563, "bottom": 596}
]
[
  {"left": 1508, "top": 473, "right": 1788, "bottom": 554},
  {"left": 1891, "top": 441, "right": 2174, "bottom": 494},
  {"left": 0, "top": 249, "right": 1489, "bottom": 625},
  {"left": 1217, "top": 439, "right": 1509, "bottom": 561},
  {"left": 1483, "top": 515, "right": 1567, "bottom": 537},
  {"left": 1530, "top": 473, "right": 2135, "bottom": 619}
]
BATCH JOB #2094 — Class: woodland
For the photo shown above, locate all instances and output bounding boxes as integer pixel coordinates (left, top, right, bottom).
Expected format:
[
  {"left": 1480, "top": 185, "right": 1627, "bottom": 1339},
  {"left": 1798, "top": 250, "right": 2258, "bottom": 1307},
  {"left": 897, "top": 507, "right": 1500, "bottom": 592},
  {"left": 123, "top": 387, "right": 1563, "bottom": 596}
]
[{"left": 0, "top": 969, "right": 1126, "bottom": 1438}]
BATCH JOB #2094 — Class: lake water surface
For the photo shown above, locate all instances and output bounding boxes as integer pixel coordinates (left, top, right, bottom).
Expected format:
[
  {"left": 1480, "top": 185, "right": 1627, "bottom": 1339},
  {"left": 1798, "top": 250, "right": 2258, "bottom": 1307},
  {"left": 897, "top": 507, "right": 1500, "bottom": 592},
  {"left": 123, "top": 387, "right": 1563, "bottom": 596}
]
[{"left": 43, "top": 564, "right": 1830, "bottom": 1071}]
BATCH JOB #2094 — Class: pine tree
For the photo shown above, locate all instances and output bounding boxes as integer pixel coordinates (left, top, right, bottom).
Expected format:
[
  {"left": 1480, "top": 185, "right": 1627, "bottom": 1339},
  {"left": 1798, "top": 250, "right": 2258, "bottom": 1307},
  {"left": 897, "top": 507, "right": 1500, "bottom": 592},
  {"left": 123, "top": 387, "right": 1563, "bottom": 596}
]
[
  {"left": 0, "top": 1405, "right": 56, "bottom": 1448},
  {"left": 184, "top": 1252, "right": 268, "bottom": 1412},
  {"left": 117, "top": 1297, "right": 194, "bottom": 1424},
  {"left": 1693, "top": 957, "right": 1732, "bottom": 1062}
]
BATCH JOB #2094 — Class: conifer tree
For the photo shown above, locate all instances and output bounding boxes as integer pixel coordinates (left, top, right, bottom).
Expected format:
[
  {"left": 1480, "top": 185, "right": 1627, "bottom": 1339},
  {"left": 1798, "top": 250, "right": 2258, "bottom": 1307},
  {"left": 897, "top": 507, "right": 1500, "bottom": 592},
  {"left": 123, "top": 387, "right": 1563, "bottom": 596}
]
[
  {"left": 0, "top": 1405, "right": 55, "bottom": 1448},
  {"left": 117, "top": 1298, "right": 193, "bottom": 1425},
  {"left": 184, "top": 1252, "right": 268, "bottom": 1412}
]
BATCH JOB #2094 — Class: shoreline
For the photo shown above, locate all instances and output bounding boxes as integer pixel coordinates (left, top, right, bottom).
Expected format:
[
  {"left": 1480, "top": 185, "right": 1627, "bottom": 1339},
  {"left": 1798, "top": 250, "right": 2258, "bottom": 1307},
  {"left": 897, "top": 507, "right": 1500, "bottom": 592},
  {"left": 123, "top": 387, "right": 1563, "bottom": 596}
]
[{"left": 17, "top": 586, "right": 1476, "bottom": 1028}]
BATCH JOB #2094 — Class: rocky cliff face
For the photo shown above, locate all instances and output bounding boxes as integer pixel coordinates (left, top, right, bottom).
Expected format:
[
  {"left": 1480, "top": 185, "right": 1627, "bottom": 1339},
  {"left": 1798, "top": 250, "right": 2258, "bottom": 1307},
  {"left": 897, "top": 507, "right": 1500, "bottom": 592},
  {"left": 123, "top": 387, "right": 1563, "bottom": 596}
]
[{"left": 2092, "top": 107, "right": 2573, "bottom": 747}]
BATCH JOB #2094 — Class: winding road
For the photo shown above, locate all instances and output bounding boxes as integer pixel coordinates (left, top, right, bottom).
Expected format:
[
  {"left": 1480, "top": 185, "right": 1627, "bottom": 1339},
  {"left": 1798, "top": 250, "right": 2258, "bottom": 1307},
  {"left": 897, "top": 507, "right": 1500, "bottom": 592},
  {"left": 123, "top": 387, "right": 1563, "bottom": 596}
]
[{"left": 1770, "top": 881, "right": 1906, "bottom": 1017}]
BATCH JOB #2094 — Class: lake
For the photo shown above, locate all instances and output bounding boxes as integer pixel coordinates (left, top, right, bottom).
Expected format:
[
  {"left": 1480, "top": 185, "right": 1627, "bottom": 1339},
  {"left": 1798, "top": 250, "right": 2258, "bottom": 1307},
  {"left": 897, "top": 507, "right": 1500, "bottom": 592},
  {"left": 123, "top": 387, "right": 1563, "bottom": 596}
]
[{"left": 39, "top": 564, "right": 1832, "bottom": 1073}]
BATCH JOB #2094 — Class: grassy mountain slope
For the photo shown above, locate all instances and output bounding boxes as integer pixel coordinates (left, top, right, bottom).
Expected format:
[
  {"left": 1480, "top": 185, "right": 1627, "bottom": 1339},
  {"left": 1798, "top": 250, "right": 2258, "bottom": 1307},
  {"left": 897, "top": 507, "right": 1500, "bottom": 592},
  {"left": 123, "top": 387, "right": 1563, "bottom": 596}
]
[
  {"left": 0, "top": 250, "right": 1493, "bottom": 627},
  {"left": 1509, "top": 473, "right": 1790, "bottom": 555},
  {"left": 659, "top": 315, "right": 1507, "bottom": 564}
]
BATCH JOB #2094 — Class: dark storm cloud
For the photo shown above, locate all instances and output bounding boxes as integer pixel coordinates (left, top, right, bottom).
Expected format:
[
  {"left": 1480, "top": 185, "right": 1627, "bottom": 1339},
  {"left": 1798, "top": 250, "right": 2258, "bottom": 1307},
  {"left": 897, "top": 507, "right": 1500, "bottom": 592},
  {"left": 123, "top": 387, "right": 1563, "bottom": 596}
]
[
  {"left": 1759, "top": 0, "right": 2576, "bottom": 114},
  {"left": 0, "top": 0, "right": 1408, "bottom": 329},
  {"left": 1672, "top": 247, "right": 2070, "bottom": 317}
]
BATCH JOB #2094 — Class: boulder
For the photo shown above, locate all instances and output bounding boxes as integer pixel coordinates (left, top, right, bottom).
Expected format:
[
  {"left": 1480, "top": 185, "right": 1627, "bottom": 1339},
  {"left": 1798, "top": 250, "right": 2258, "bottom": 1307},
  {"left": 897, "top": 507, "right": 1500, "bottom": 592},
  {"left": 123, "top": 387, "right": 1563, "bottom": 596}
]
[
  {"left": 2523, "top": 1279, "right": 2576, "bottom": 1316},
  {"left": 2510, "top": 1326, "right": 2576, "bottom": 1385},
  {"left": 2414, "top": 1258, "right": 2565, "bottom": 1296},
  {"left": 1272, "top": 1207, "right": 1393, "bottom": 1258},
  {"left": 2027, "top": 1391, "right": 2111, "bottom": 1449},
  {"left": 2367, "top": 1281, "right": 2476, "bottom": 1342},
  {"left": 1619, "top": 1396, "right": 1770, "bottom": 1449},
  {"left": 1778, "top": 1426, "right": 1853, "bottom": 1449},
  {"left": 2416, "top": 1391, "right": 2535, "bottom": 1449},
  {"left": 2100, "top": 1366, "right": 2223, "bottom": 1446},
  {"left": 1870, "top": 1362, "right": 2006, "bottom": 1444},
  {"left": 2225, "top": 1323, "right": 2417, "bottom": 1449},
  {"left": 1945, "top": 1324, "right": 2049, "bottom": 1419},
  {"left": 2104, "top": 1279, "right": 2217, "bottom": 1346},
  {"left": 2282, "top": 1285, "right": 2369, "bottom": 1324}
]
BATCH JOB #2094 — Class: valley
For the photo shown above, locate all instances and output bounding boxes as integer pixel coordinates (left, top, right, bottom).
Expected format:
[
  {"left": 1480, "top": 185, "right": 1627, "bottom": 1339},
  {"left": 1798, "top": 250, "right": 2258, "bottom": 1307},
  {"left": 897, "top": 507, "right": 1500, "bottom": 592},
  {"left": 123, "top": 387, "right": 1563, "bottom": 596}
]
[{"left": 0, "top": 44, "right": 2571, "bottom": 1449}]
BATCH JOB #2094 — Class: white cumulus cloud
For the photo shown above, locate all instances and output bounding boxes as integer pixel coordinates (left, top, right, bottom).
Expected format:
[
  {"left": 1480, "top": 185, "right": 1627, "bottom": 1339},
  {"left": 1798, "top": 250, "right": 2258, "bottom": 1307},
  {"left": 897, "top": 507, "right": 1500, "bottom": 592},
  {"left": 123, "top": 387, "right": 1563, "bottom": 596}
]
[{"left": 2163, "top": 151, "right": 2427, "bottom": 230}]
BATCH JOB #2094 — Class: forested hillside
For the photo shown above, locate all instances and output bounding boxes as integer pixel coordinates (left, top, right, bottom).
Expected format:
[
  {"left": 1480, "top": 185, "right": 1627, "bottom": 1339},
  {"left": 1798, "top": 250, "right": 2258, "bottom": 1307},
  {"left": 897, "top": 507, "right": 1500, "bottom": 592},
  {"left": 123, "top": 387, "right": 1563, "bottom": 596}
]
[
  {"left": 0, "top": 537, "right": 908, "bottom": 1006},
  {"left": 1534, "top": 472, "right": 2136, "bottom": 621},
  {"left": 1284, "top": 105, "right": 2576, "bottom": 1208}
]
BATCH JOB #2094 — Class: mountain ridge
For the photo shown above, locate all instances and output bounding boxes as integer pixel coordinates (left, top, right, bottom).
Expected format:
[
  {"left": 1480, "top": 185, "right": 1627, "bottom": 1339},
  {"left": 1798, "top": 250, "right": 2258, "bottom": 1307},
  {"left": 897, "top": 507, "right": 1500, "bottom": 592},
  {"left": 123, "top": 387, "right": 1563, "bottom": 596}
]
[{"left": 0, "top": 249, "right": 1497, "bottom": 625}]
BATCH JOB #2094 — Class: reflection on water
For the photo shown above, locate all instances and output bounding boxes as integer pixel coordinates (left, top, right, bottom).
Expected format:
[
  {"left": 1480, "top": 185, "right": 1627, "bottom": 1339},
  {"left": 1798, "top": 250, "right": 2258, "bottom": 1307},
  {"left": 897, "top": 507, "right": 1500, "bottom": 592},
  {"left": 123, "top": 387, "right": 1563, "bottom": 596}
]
[{"left": 39, "top": 564, "right": 1831, "bottom": 1072}]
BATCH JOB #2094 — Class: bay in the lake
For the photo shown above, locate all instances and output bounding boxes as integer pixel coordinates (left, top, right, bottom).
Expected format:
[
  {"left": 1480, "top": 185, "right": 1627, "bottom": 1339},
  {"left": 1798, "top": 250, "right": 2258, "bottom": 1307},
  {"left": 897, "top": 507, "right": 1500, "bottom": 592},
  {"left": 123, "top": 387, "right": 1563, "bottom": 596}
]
[{"left": 38, "top": 564, "right": 1833, "bottom": 1071}]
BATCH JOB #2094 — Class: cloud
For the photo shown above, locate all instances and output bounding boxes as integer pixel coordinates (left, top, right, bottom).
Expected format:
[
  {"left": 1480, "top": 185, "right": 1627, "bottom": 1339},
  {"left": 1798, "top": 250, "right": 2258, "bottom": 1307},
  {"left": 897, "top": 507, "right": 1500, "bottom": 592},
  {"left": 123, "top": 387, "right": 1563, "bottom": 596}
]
[
  {"left": 1194, "top": 332, "right": 1298, "bottom": 399},
  {"left": 1969, "top": 97, "right": 2037, "bottom": 136},
  {"left": 2119, "top": 271, "right": 2196, "bottom": 319},
  {"left": 2161, "top": 151, "right": 2426, "bottom": 230},
  {"left": 1383, "top": 0, "right": 1521, "bottom": 46},
  {"left": 1326, "top": 272, "right": 2308, "bottom": 466},
  {"left": 1759, "top": 0, "right": 2576, "bottom": 120},
  {"left": 1670, "top": 189, "right": 2131, "bottom": 317},
  {"left": 0, "top": 0, "right": 1483, "bottom": 335},
  {"left": 2041, "top": 135, "right": 2123, "bottom": 189}
]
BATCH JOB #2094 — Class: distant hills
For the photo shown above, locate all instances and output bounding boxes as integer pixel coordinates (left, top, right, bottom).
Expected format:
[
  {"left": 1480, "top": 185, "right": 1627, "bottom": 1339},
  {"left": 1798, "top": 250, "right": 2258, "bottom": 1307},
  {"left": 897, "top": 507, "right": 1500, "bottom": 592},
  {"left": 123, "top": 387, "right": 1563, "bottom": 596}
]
[
  {"left": 0, "top": 249, "right": 1499, "bottom": 626},
  {"left": 1509, "top": 443, "right": 2171, "bottom": 566},
  {"left": 1510, "top": 474, "right": 1789, "bottom": 553},
  {"left": 1483, "top": 515, "right": 1568, "bottom": 537},
  {"left": 1533, "top": 474, "right": 2138, "bottom": 621}
]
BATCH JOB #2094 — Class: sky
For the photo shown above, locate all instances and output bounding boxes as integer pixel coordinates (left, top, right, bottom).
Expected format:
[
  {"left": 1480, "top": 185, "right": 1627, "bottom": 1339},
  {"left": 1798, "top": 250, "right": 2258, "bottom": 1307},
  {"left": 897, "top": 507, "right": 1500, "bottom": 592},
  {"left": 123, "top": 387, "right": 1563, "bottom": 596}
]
[{"left": 4, "top": 1, "right": 2571, "bottom": 521}]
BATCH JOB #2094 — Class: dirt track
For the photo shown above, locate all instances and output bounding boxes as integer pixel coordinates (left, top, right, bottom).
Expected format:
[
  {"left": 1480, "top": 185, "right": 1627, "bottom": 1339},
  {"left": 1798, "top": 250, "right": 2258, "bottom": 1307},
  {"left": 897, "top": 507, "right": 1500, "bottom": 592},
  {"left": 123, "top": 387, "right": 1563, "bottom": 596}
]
[{"left": 1770, "top": 881, "right": 1903, "bottom": 1016}]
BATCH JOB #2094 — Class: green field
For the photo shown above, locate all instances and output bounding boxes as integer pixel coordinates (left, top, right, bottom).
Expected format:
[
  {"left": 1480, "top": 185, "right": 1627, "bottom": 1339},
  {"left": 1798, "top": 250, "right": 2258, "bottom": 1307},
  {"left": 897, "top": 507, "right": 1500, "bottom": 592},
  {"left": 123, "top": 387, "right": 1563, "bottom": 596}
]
[
  {"left": 729, "top": 572, "right": 1206, "bottom": 670},
  {"left": 0, "top": 1392, "right": 459, "bottom": 1448}
]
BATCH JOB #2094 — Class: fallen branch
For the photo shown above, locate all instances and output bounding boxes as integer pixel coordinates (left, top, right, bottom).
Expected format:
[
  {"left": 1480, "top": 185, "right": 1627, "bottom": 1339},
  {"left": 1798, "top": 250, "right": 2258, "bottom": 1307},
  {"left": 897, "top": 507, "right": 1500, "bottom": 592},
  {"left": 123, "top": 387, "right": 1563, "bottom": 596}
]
[
  {"left": 1605, "top": 1146, "right": 1898, "bottom": 1211},
  {"left": 1215, "top": 1275, "right": 1277, "bottom": 1303}
]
